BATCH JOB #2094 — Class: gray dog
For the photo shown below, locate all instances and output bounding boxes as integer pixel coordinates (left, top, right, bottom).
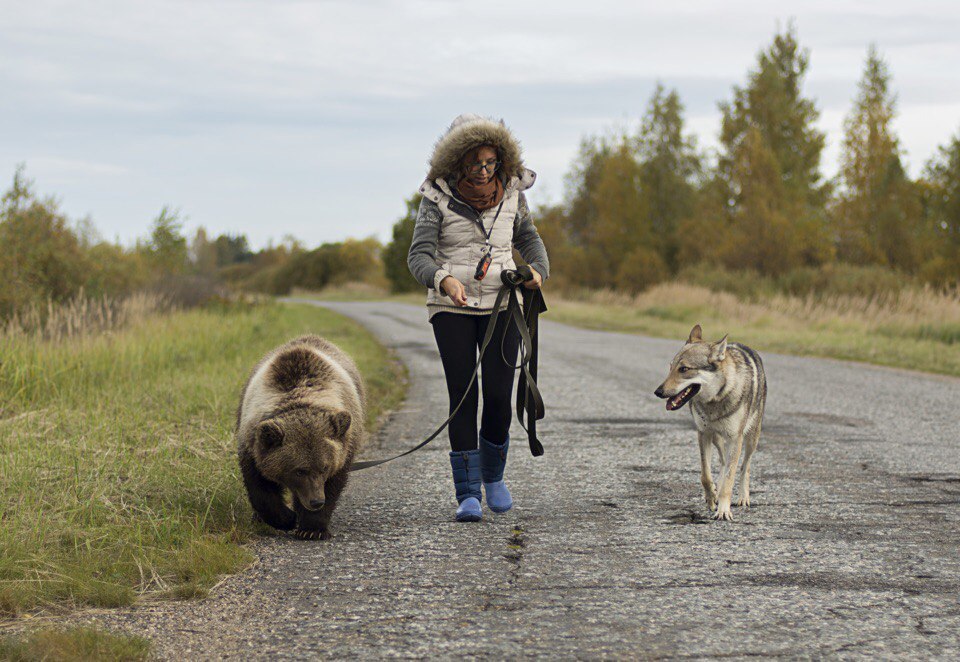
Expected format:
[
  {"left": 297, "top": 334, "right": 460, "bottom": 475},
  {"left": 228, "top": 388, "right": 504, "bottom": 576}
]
[{"left": 655, "top": 325, "right": 767, "bottom": 521}]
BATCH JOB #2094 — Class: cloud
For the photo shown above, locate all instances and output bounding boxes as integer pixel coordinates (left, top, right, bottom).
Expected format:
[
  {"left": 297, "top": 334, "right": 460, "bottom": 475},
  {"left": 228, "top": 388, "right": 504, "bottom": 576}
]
[
  {"left": 2, "top": 0, "right": 960, "bottom": 248},
  {"left": 27, "top": 157, "right": 128, "bottom": 177}
]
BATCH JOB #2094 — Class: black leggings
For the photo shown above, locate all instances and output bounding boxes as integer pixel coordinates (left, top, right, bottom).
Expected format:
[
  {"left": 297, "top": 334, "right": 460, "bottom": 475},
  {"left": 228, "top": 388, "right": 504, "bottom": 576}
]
[{"left": 431, "top": 311, "right": 521, "bottom": 451}]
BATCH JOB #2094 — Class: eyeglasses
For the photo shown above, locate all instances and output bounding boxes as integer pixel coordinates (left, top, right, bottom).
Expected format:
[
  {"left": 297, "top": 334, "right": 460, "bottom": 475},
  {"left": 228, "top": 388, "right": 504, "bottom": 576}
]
[{"left": 466, "top": 160, "right": 501, "bottom": 174}]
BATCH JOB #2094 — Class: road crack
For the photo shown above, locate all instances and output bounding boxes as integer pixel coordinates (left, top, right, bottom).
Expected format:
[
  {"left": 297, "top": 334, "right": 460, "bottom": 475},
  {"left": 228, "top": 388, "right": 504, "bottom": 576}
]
[
  {"left": 479, "top": 525, "right": 527, "bottom": 613},
  {"left": 503, "top": 525, "right": 526, "bottom": 577}
]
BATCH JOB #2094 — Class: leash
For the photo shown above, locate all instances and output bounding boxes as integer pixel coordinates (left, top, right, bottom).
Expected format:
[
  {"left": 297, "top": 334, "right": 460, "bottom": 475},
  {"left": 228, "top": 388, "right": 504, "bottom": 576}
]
[{"left": 350, "top": 265, "right": 546, "bottom": 472}]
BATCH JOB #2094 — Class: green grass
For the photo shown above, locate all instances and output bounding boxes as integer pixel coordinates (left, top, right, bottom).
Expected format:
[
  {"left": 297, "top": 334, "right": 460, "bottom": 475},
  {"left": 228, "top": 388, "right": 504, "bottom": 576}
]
[
  {"left": 0, "top": 301, "right": 405, "bottom": 618},
  {"left": 0, "top": 626, "right": 149, "bottom": 661},
  {"left": 288, "top": 284, "right": 422, "bottom": 305}
]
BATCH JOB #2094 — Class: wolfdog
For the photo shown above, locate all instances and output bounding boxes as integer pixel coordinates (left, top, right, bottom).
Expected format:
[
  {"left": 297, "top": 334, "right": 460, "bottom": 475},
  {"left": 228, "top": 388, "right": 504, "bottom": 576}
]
[{"left": 654, "top": 325, "right": 766, "bottom": 521}]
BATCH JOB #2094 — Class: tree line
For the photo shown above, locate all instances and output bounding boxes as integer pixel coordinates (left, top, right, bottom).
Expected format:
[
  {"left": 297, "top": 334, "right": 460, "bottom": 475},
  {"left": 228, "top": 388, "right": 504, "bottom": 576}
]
[
  {"left": 383, "top": 27, "right": 960, "bottom": 296},
  {"left": 0, "top": 166, "right": 384, "bottom": 320},
  {"left": 0, "top": 167, "right": 188, "bottom": 318},
  {"left": 5, "top": 26, "right": 959, "bottom": 322}
]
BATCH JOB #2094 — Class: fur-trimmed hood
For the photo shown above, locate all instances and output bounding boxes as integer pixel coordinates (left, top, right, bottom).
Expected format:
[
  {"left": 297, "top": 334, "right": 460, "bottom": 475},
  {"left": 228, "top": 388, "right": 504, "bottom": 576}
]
[{"left": 427, "top": 114, "right": 528, "bottom": 182}]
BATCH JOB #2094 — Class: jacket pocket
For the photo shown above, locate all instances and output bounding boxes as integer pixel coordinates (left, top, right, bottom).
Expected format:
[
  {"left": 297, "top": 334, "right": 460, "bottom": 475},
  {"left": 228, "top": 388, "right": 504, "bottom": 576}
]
[{"left": 449, "top": 261, "right": 475, "bottom": 298}]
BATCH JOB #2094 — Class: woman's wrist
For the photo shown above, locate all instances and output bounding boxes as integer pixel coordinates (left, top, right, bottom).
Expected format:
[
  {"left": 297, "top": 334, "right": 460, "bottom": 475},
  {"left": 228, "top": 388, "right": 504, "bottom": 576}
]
[{"left": 433, "top": 268, "right": 453, "bottom": 291}]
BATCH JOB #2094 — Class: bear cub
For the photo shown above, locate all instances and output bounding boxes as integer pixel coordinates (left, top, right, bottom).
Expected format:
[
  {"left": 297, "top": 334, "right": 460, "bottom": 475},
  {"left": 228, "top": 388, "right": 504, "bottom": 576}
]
[{"left": 236, "top": 334, "right": 366, "bottom": 540}]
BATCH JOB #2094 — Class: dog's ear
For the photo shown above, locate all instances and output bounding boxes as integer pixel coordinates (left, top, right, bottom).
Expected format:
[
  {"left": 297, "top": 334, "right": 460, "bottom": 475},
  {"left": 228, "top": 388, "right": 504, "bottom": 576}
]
[
  {"left": 687, "top": 324, "right": 703, "bottom": 344},
  {"left": 710, "top": 335, "right": 728, "bottom": 362},
  {"left": 257, "top": 420, "right": 285, "bottom": 449}
]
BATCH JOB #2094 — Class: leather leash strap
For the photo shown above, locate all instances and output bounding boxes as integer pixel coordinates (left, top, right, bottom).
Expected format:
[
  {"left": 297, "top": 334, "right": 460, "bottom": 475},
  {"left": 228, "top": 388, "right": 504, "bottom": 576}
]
[{"left": 350, "top": 267, "right": 546, "bottom": 472}]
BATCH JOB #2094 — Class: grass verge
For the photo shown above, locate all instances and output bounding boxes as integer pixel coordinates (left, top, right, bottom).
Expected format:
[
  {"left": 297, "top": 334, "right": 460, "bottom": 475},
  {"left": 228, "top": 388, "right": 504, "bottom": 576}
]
[
  {"left": 0, "top": 301, "right": 406, "bottom": 620},
  {"left": 546, "top": 283, "right": 960, "bottom": 378},
  {"left": 0, "top": 626, "right": 149, "bottom": 661}
]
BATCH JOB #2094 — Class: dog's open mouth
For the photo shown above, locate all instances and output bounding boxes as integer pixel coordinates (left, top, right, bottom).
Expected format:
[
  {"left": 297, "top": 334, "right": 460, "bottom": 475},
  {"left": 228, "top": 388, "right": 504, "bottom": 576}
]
[{"left": 666, "top": 384, "right": 700, "bottom": 410}]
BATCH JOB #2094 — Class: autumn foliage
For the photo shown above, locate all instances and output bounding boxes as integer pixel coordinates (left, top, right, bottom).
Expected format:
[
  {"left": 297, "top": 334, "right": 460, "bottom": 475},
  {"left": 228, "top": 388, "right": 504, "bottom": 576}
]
[{"left": 530, "top": 27, "right": 960, "bottom": 295}]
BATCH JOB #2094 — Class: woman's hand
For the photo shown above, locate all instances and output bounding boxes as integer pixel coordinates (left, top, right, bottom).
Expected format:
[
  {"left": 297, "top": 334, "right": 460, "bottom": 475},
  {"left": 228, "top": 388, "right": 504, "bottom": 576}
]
[
  {"left": 440, "top": 275, "right": 468, "bottom": 306},
  {"left": 524, "top": 267, "right": 543, "bottom": 290}
]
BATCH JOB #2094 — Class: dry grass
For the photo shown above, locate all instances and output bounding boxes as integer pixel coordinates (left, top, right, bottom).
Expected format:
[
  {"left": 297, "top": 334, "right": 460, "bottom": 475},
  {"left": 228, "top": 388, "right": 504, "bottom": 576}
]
[
  {"left": 573, "top": 282, "right": 960, "bottom": 334},
  {"left": 2, "top": 291, "right": 172, "bottom": 342},
  {"left": 290, "top": 283, "right": 421, "bottom": 305},
  {"left": 548, "top": 282, "right": 960, "bottom": 376},
  {"left": 0, "top": 626, "right": 149, "bottom": 661}
]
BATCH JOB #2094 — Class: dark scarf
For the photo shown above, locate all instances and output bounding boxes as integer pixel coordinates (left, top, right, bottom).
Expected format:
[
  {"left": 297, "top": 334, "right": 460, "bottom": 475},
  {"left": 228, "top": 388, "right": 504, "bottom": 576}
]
[{"left": 456, "top": 175, "right": 505, "bottom": 211}]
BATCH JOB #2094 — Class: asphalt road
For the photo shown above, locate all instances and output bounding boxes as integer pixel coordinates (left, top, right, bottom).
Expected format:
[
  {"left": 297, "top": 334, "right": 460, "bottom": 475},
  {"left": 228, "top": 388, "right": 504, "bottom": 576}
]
[{"left": 83, "top": 300, "right": 960, "bottom": 659}]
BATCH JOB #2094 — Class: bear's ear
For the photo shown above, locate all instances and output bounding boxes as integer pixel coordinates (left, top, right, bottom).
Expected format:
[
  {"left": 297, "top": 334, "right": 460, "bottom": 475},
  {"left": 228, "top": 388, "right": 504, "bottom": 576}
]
[
  {"left": 687, "top": 324, "right": 702, "bottom": 344},
  {"left": 257, "top": 420, "right": 284, "bottom": 449},
  {"left": 328, "top": 411, "right": 351, "bottom": 439}
]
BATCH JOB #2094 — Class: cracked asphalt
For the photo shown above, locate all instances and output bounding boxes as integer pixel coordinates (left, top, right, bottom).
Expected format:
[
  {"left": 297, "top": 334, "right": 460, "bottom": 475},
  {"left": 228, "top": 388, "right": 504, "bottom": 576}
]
[{"left": 79, "top": 301, "right": 960, "bottom": 658}]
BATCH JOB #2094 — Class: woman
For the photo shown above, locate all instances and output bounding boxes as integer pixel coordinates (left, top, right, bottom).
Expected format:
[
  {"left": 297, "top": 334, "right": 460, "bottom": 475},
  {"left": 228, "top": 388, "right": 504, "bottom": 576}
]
[{"left": 407, "top": 114, "right": 549, "bottom": 522}]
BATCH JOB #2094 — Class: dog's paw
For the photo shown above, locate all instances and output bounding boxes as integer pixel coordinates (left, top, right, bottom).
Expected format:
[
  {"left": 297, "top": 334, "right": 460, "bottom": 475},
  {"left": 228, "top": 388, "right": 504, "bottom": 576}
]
[
  {"left": 292, "top": 528, "right": 331, "bottom": 541},
  {"left": 736, "top": 494, "right": 751, "bottom": 508},
  {"left": 714, "top": 504, "right": 734, "bottom": 521},
  {"left": 703, "top": 487, "right": 718, "bottom": 511}
]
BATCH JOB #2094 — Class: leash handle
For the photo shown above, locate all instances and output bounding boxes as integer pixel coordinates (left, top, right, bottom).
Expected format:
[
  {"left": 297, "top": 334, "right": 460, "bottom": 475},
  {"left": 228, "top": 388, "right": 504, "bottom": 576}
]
[{"left": 501, "top": 264, "right": 533, "bottom": 287}]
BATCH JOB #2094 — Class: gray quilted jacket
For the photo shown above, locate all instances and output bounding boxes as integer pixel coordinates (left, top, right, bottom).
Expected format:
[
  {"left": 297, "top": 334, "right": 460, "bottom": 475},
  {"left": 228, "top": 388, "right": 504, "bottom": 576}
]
[{"left": 406, "top": 115, "right": 550, "bottom": 317}]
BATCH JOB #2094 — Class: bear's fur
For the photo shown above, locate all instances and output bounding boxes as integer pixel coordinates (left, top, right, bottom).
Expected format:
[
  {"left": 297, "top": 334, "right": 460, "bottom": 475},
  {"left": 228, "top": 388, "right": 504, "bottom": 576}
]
[{"left": 236, "top": 334, "right": 366, "bottom": 540}]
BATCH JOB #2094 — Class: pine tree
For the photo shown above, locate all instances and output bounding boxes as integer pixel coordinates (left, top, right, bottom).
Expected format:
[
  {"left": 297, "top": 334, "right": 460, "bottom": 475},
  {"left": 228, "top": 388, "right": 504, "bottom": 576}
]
[
  {"left": 719, "top": 127, "right": 801, "bottom": 274},
  {"left": 212, "top": 233, "right": 252, "bottom": 267},
  {"left": 636, "top": 84, "right": 702, "bottom": 270},
  {"left": 922, "top": 128, "right": 960, "bottom": 282},
  {"left": 190, "top": 227, "right": 218, "bottom": 275},
  {"left": 382, "top": 194, "right": 422, "bottom": 293},
  {"left": 716, "top": 25, "right": 833, "bottom": 271},
  {"left": 527, "top": 203, "right": 575, "bottom": 290},
  {"left": 835, "top": 45, "right": 921, "bottom": 271},
  {"left": 564, "top": 137, "right": 613, "bottom": 251},
  {"left": 561, "top": 132, "right": 669, "bottom": 291},
  {"left": 142, "top": 207, "right": 188, "bottom": 276},
  {"left": 589, "top": 141, "right": 650, "bottom": 271}
]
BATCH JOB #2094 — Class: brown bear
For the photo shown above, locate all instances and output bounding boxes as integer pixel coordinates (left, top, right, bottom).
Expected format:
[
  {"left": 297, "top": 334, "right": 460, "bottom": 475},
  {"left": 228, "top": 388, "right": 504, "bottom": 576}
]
[{"left": 236, "top": 334, "right": 366, "bottom": 540}]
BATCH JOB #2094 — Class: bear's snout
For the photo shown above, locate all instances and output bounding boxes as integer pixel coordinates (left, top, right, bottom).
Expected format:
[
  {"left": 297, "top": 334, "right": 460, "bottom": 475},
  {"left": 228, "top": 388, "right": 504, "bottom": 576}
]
[{"left": 308, "top": 498, "right": 325, "bottom": 510}]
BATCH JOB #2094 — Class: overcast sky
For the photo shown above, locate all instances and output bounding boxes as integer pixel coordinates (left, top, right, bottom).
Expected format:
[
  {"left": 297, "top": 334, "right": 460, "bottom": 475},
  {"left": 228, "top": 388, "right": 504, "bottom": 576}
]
[{"left": 2, "top": 0, "right": 959, "bottom": 249}]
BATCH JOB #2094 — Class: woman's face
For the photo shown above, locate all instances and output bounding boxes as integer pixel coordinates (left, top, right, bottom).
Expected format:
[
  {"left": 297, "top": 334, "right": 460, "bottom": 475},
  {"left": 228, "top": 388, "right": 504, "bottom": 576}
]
[{"left": 463, "top": 146, "right": 499, "bottom": 185}]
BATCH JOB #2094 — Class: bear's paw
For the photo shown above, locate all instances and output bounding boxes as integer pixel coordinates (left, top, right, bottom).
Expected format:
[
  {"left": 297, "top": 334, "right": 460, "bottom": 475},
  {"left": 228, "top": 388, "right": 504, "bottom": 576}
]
[{"left": 293, "top": 528, "right": 331, "bottom": 541}]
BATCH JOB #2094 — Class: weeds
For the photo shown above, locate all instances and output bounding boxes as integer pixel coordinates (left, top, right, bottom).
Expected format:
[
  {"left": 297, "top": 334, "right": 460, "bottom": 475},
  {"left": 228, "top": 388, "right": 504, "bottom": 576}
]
[
  {"left": 0, "top": 626, "right": 150, "bottom": 661},
  {"left": 0, "top": 302, "right": 405, "bottom": 615},
  {"left": 1, "top": 291, "right": 172, "bottom": 342}
]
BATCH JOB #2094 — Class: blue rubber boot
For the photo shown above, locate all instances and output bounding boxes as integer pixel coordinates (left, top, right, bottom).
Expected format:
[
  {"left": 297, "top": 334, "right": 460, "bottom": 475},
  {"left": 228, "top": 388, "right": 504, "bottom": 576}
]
[
  {"left": 479, "top": 434, "right": 513, "bottom": 513},
  {"left": 449, "top": 450, "right": 482, "bottom": 522}
]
